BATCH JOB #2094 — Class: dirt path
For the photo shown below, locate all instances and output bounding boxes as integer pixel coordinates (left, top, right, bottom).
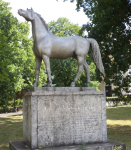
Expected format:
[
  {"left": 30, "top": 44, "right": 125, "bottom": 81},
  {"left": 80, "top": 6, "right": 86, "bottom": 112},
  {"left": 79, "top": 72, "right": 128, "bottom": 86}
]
[{"left": 0, "top": 111, "right": 23, "bottom": 117}]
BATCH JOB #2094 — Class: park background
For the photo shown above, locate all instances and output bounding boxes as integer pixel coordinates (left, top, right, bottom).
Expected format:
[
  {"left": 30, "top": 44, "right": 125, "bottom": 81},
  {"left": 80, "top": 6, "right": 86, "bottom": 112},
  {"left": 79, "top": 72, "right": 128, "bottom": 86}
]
[{"left": 0, "top": 0, "right": 131, "bottom": 149}]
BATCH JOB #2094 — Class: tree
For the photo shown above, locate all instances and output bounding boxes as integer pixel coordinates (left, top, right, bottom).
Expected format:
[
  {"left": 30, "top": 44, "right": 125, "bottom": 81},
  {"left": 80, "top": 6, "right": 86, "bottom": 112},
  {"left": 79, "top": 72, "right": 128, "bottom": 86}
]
[
  {"left": 48, "top": 17, "right": 99, "bottom": 87},
  {"left": 0, "top": 0, "right": 46, "bottom": 110},
  {"left": 75, "top": 0, "right": 131, "bottom": 96}
]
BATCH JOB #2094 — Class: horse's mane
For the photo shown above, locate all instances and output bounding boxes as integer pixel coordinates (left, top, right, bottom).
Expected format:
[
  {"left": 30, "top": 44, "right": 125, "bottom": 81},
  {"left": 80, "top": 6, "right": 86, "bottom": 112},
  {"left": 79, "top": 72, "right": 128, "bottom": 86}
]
[{"left": 35, "top": 12, "right": 49, "bottom": 31}]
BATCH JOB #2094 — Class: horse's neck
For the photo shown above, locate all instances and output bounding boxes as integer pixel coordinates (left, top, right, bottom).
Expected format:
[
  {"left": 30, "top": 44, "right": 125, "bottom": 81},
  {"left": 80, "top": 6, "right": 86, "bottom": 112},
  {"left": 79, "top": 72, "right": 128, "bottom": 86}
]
[{"left": 32, "top": 16, "right": 48, "bottom": 42}]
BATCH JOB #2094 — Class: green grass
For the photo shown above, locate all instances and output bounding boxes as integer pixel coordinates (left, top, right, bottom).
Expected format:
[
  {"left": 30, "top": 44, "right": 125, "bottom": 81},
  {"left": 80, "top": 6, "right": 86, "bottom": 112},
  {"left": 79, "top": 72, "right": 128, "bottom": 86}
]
[
  {"left": 0, "top": 115, "right": 23, "bottom": 150},
  {"left": 0, "top": 106, "right": 131, "bottom": 150},
  {"left": 107, "top": 105, "right": 131, "bottom": 150}
]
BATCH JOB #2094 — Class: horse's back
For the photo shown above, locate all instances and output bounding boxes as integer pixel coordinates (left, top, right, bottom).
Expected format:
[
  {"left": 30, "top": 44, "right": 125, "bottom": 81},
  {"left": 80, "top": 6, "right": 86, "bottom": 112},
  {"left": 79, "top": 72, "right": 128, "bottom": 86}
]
[
  {"left": 50, "top": 36, "right": 76, "bottom": 59},
  {"left": 48, "top": 35, "right": 90, "bottom": 59}
]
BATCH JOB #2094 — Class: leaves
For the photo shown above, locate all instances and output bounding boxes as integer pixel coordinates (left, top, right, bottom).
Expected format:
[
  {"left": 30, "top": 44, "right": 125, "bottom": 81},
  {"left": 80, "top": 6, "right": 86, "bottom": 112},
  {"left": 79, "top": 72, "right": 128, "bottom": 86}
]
[
  {"left": 0, "top": 0, "right": 46, "bottom": 110},
  {"left": 76, "top": 0, "right": 131, "bottom": 96}
]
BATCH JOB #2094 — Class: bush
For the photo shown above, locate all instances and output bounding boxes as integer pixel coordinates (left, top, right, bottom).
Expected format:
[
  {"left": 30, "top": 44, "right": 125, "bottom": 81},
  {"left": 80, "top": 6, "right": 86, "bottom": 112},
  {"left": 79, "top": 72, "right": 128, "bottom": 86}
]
[
  {"left": 8, "top": 99, "right": 23, "bottom": 108},
  {"left": 106, "top": 95, "right": 131, "bottom": 106}
]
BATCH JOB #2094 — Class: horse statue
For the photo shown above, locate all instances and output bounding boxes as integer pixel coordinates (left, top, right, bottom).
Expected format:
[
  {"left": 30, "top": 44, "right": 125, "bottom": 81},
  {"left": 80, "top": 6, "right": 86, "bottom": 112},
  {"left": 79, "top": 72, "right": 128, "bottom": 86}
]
[{"left": 18, "top": 8, "right": 105, "bottom": 87}]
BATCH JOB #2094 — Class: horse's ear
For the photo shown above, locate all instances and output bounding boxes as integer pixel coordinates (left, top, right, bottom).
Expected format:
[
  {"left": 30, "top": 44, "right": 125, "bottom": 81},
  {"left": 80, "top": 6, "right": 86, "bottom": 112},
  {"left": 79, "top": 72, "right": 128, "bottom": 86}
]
[
  {"left": 31, "top": 7, "right": 34, "bottom": 12},
  {"left": 31, "top": 7, "right": 35, "bottom": 19}
]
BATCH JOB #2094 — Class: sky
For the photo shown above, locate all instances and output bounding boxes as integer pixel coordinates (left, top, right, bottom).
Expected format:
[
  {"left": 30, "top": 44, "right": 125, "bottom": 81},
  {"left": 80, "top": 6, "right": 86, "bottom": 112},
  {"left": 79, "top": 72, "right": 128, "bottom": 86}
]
[{"left": 4, "top": 0, "right": 89, "bottom": 27}]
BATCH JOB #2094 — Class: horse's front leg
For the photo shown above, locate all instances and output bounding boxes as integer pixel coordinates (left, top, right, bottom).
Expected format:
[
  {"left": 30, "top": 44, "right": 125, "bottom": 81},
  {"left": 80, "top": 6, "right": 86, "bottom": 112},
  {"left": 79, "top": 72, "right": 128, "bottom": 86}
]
[
  {"left": 42, "top": 55, "right": 52, "bottom": 87},
  {"left": 33, "top": 57, "right": 42, "bottom": 87}
]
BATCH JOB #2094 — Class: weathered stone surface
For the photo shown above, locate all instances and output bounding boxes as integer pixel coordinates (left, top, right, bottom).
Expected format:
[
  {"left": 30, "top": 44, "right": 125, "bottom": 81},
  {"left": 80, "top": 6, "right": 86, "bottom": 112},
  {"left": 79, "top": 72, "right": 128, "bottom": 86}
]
[
  {"left": 29, "top": 87, "right": 96, "bottom": 92},
  {"left": 9, "top": 140, "right": 126, "bottom": 150},
  {"left": 23, "top": 87, "right": 107, "bottom": 149}
]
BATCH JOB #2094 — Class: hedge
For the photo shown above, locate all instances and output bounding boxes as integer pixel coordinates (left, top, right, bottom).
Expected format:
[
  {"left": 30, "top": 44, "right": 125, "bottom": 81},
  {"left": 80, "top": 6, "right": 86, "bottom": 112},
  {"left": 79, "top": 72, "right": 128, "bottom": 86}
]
[{"left": 106, "top": 95, "right": 131, "bottom": 106}]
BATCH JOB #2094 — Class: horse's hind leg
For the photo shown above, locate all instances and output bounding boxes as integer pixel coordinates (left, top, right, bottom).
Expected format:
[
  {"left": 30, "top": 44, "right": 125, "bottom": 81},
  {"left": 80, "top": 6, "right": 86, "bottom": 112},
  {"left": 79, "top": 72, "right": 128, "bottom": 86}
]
[
  {"left": 84, "top": 60, "right": 90, "bottom": 87},
  {"left": 71, "top": 56, "right": 84, "bottom": 87},
  {"left": 33, "top": 56, "right": 42, "bottom": 87},
  {"left": 42, "top": 55, "right": 52, "bottom": 87}
]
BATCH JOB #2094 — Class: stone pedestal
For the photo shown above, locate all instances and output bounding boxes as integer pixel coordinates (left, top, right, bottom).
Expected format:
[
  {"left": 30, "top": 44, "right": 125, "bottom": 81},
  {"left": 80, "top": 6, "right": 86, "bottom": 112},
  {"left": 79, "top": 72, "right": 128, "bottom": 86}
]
[{"left": 23, "top": 87, "right": 107, "bottom": 149}]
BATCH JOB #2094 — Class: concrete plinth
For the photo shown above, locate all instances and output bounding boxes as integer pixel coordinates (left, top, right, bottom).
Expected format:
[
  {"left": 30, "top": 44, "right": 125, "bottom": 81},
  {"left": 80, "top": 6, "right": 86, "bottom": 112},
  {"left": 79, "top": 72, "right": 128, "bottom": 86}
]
[
  {"left": 22, "top": 87, "right": 107, "bottom": 149},
  {"left": 9, "top": 140, "right": 126, "bottom": 150}
]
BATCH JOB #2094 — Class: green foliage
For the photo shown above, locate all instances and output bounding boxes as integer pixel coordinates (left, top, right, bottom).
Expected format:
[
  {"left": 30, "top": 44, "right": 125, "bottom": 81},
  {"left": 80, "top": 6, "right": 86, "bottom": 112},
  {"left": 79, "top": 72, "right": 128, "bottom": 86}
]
[
  {"left": 63, "top": 0, "right": 131, "bottom": 94},
  {"left": 7, "top": 99, "right": 23, "bottom": 108},
  {"left": 106, "top": 95, "right": 131, "bottom": 106},
  {"left": 49, "top": 17, "right": 98, "bottom": 87},
  {"left": 79, "top": 143, "right": 86, "bottom": 150},
  {"left": 76, "top": 0, "right": 131, "bottom": 96},
  {"left": 49, "top": 17, "right": 81, "bottom": 37},
  {"left": 0, "top": 0, "right": 46, "bottom": 110},
  {"left": 113, "top": 145, "right": 122, "bottom": 150},
  {"left": 88, "top": 81, "right": 100, "bottom": 91}
]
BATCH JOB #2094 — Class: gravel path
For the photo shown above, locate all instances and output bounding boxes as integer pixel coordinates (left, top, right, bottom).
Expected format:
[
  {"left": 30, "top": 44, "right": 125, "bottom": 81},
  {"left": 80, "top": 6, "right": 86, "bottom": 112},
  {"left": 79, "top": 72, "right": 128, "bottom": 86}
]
[{"left": 0, "top": 111, "right": 23, "bottom": 117}]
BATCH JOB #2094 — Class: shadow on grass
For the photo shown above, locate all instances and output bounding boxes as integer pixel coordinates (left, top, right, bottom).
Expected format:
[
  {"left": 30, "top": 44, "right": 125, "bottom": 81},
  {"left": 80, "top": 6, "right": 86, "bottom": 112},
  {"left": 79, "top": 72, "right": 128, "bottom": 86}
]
[
  {"left": 0, "top": 115, "right": 23, "bottom": 124},
  {"left": 106, "top": 106, "right": 131, "bottom": 120}
]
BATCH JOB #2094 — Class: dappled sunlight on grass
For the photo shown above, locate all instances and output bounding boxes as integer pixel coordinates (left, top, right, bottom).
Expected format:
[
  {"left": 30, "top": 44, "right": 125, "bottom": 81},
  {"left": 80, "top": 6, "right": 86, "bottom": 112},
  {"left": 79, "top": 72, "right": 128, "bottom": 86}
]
[
  {"left": 107, "top": 119, "right": 131, "bottom": 126},
  {"left": 0, "top": 115, "right": 23, "bottom": 124}
]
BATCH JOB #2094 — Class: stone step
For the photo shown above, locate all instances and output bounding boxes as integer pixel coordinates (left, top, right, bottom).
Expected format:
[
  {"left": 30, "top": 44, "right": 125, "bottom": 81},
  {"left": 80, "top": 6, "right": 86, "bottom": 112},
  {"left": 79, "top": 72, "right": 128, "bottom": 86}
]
[{"left": 9, "top": 140, "right": 126, "bottom": 150}]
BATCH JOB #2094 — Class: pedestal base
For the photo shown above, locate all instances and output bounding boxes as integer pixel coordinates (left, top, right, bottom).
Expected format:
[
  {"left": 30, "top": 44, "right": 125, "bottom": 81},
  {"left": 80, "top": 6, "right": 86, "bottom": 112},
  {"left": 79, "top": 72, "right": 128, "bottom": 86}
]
[
  {"left": 23, "top": 87, "right": 107, "bottom": 149},
  {"left": 9, "top": 140, "right": 126, "bottom": 150}
]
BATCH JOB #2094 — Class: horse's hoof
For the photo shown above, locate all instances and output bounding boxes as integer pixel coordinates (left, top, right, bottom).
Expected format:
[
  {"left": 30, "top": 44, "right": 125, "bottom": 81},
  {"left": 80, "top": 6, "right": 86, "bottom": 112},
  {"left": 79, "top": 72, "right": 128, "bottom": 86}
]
[
  {"left": 46, "top": 83, "right": 51, "bottom": 87},
  {"left": 70, "top": 82, "right": 75, "bottom": 87},
  {"left": 32, "top": 83, "right": 37, "bottom": 88},
  {"left": 85, "top": 83, "right": 88, "bottom": 87}
]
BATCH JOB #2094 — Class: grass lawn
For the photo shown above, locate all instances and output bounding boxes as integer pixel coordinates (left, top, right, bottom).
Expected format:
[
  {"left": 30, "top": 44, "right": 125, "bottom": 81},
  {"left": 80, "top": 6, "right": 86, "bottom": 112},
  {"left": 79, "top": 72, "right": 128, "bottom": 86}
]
[
  {"left": 107, "top": 105, "right": 131, "bottom": 150},
  {"left": 0, "top": 115, "right": 23, "bottom": 150},
  {"left": 0, "top": 105, "right": 131, "bottom": 150}
]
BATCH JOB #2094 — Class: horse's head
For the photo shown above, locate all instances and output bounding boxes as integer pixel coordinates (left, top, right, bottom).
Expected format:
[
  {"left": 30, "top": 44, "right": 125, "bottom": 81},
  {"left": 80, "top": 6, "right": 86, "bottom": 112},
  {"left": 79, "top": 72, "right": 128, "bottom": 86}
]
[{"left": 18, "top": 8, "right": 35, "bottom": 21}]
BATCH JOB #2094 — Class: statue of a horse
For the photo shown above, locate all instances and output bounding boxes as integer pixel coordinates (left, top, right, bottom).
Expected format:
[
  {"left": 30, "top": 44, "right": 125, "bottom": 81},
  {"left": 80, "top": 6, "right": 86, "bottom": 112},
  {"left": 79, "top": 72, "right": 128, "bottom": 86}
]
[{"left": 18, "top": 8, "right": 105, "bottom": 87}]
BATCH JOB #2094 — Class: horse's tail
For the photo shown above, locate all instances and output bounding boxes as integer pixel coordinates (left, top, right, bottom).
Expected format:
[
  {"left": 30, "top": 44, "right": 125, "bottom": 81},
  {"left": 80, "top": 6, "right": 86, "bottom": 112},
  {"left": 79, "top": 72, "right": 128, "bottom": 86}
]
[{"left": 88, "top": 38, "right": 105, "bottom": 77}]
